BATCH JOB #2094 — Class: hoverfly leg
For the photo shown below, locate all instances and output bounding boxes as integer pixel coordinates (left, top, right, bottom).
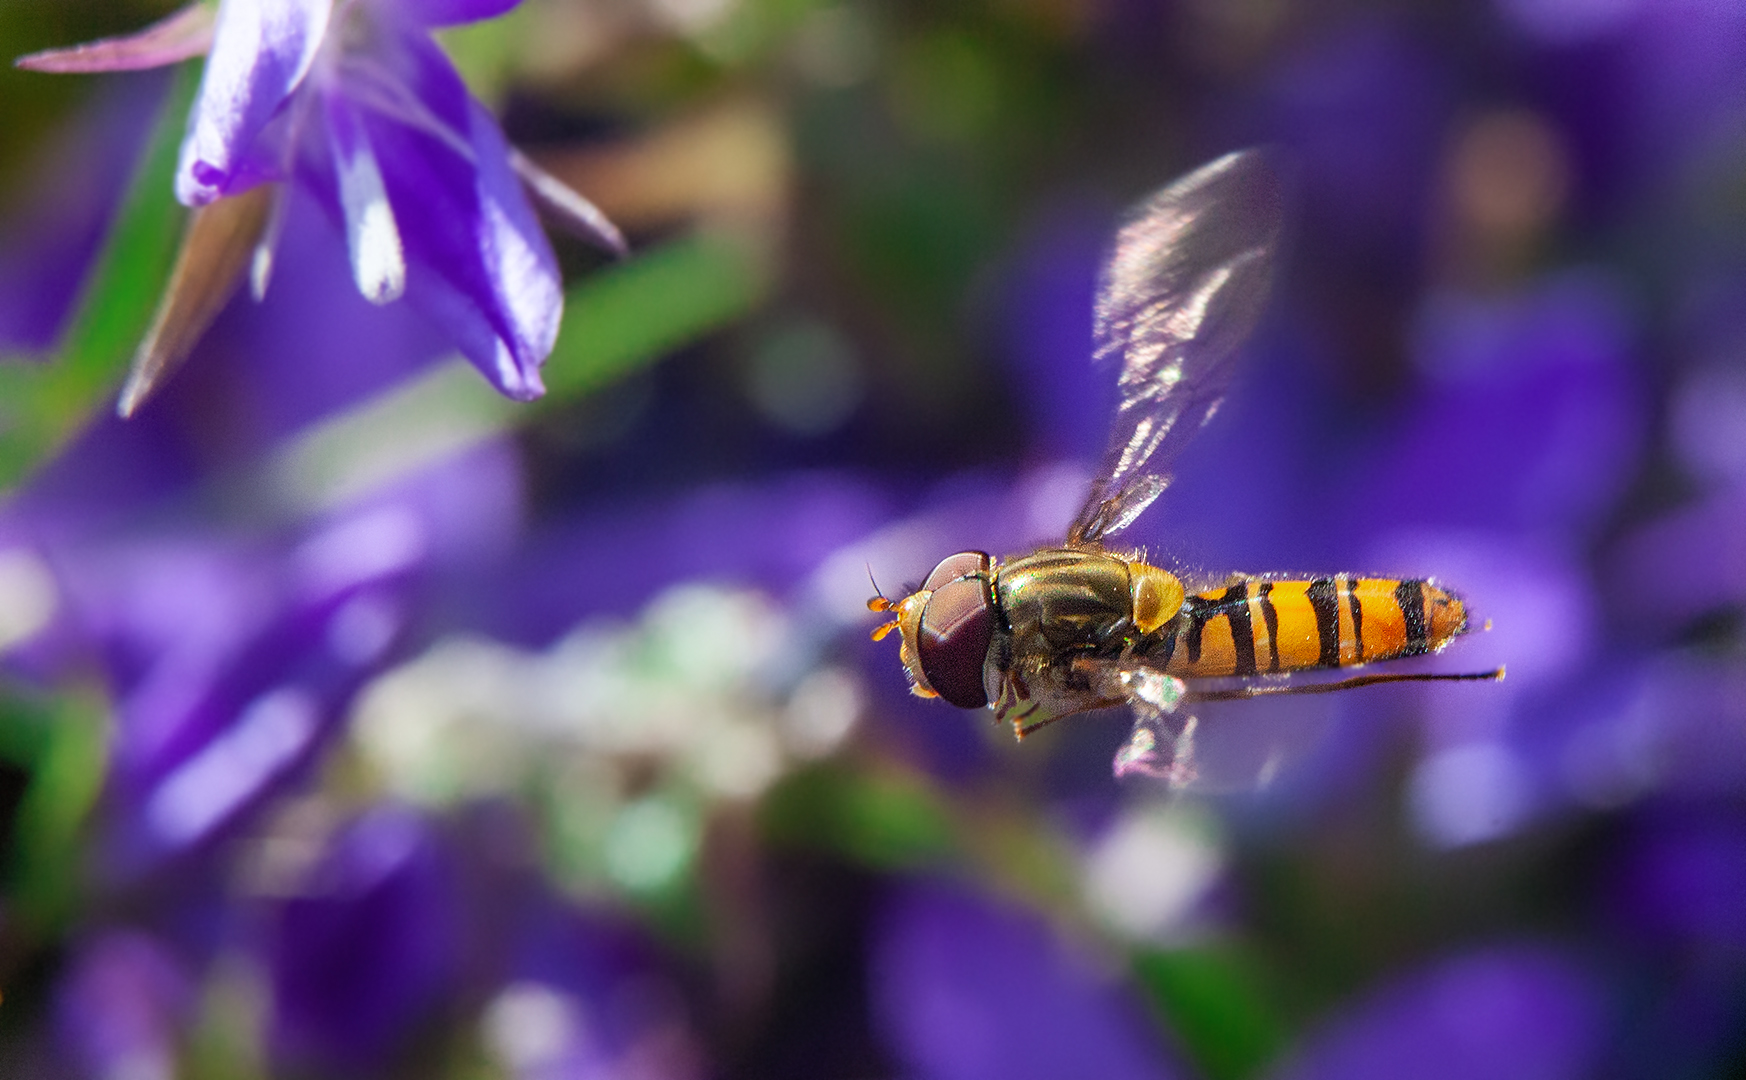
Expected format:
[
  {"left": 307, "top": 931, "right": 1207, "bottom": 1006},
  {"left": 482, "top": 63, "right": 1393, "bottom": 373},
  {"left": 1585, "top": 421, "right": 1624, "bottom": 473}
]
[{"left": 1015, "top": 713, "right": 1066, "bottom": 739}]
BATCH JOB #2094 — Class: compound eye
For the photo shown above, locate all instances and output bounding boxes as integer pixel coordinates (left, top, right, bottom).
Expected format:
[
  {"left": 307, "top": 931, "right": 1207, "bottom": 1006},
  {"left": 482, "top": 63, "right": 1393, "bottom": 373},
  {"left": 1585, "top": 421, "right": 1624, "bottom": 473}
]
[
  {"left": 917, "top": 575, "right": 995, "bottom": 708},
  {"left": 921, "top": 551, "right": 990, "bottom": 593}
]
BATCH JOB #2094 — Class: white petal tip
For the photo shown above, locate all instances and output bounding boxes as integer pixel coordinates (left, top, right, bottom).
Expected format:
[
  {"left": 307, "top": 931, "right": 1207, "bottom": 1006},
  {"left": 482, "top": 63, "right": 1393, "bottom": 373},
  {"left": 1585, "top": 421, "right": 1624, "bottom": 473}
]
[
  {"left": 116, "top": 368, "right": 154, "bottom": 418},
  {"left": 249, "top": 249, "right": 274, "bottom": 301},
  {"left": 348, "top": 195, "right": 405, "bottom": 304}
]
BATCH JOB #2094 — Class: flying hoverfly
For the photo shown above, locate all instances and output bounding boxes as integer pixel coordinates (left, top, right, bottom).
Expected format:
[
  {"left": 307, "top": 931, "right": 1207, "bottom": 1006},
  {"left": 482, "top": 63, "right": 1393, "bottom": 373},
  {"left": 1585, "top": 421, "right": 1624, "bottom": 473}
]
[{"left": 868, "top": 151, "right": 1502, "bottom": 786}]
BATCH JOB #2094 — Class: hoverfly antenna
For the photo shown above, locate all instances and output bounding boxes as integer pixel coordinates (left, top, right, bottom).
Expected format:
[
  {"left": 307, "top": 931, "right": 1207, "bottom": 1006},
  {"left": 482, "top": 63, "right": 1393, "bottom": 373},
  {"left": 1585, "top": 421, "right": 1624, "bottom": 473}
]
[
  {"left": 866, "top": 565, "right": 904, "bottom": 639},
  {"left": 866, "top": 564, "right": 894, "bottom": 612}
]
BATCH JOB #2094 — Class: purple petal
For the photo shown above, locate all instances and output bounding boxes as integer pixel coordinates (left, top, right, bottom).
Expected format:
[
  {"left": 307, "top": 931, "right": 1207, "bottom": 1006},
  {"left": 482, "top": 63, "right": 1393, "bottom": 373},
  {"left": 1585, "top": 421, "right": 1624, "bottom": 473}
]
[
  {"left": 1272, "top": 948, "right": 1604, "bottom": 1080},
  {"left": 1383, "top": 272, "right": 1642, "bottom": 535},
  {"left": 176, "top": 0, "right": 333, "bottom": 206},
  {"left": 875, "top": 880, "right": 1182, "bottom": 1080},
  {"left": 15, "top": 2, "right": 214, "bottom": 73},
  {"left": 91, "top": 509, "right": 425, "bottom": 881},
  {"left": 489, "top": 890, "right": 699, "bottom": 1077},
  {"left": 331, "top": 32, "right": 561, "bottom": 399},
  {"left": 1604, "top": 809, "right": 1746, "bottom": 952},
  {"left": 55, "top": 932, "right": 195, "bottom": 1080},
  {"left": 396, "top": 0, "right": 526, "bottom": 27},
  {"left": 265, "top": 805, "right": 458, "bottom": 1071},
  {"left": 459, "top": 99, "right": 563, "bottom": 395},
  {"left": 0, "top": 79, "right": 166, "bottom": 354}
]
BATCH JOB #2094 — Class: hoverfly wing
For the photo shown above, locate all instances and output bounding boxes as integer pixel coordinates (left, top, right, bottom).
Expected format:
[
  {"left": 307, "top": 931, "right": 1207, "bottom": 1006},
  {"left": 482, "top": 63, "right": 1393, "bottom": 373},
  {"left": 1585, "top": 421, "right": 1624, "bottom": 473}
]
[
  {"left": 1110, "top": 659, "right": 1346, "bottom": 792},
  {"left": 1069, "top": 150, "right": 1285, "bottom": 546},
  {"left": 1098, "top": 660, "right": 1201, "bottom": 786}
]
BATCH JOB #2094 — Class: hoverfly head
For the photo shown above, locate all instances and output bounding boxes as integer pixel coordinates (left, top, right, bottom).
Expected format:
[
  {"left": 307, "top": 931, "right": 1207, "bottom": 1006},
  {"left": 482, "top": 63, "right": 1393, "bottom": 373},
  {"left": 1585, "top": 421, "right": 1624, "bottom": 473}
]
[{"left": 868, "top": 551, "right": 996, "bottom": 709}]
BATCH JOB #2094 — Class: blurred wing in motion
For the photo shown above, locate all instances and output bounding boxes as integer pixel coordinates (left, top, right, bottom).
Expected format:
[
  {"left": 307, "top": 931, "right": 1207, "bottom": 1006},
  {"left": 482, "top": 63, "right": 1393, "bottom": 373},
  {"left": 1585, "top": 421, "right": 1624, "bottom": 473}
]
[
  {"left": 1069, "top": 150, "right": 1285, "bottom": 546},
  {"left": 1106, "top": 661, "right": 1200, "bottom": 786}
]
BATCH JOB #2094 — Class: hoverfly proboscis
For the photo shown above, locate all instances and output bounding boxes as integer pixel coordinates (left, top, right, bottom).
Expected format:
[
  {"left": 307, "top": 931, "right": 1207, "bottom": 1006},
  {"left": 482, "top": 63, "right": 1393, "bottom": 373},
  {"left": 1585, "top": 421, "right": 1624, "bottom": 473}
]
[{"left": 868, "top": 151, "right": 1503, "bottom": 788}]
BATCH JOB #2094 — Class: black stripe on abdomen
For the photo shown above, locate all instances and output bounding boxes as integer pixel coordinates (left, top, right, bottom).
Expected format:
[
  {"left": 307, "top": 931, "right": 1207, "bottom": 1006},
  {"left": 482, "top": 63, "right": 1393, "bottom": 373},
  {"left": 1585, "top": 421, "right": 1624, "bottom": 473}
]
[
  {"left": 1306, "top": 577, "right": 1341, "bottom": 668},
  {"left": 1396, "top": 579, "right": 1428, "bottom": 656},
  {"left": 1345, "top": 577, "right": 1364, "bottom": 663},
  {"left": 1257, "top": 581, "right": 1280, "bottom": 673},
  {"left": 1182, "top": 596, "right": 1209, "bottom": 666},
  {"left": 1223, "top": 584, "right": 1257, "bottom": 677}
]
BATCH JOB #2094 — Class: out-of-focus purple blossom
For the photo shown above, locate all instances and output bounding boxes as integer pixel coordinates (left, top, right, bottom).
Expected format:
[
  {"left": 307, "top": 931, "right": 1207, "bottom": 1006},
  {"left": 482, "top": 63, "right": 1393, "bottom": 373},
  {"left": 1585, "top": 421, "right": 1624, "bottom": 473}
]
[
  {"left": 253, "top": 800, "right": 700, "bottom": 1079},
  {"left": 20, "top": 0, "right": 623, "bottom": 404},
  {"left": 1263, "top": 20, "right": 1452, "bottom": 262},
  {"left": 1598, "top": 805, "right": 1746, "bottom": 1080},
  {"left": 1269, "top": 947, "right": 1605, "bottom": 1080},
  {"left": 1603, "top": 807, "right": 1746, "bottom": 954},
  {"left": 1611, "top": 477, "right": 1746, "bottom": 642},
  {"left": 997, "top": 206, "right": 1109, "bottom": 465},
  {"left": 86, "top": 504, "right": 424, "bottom": 883},
  {"left": 873, "top": 880, "right": 1183, "bottom": 1080},
  {"left": 1670, "top": 358, "right": 1746, "bottom": 494},
  {"left": 1388, "top": 271, "right": 1641, "bottom": 537},
  {"left": 0, "top": 440, "right": 512, "bottom": 883},
  {"left": 1504, "top": 1, "right": 1746, "bottom": 200},
  {"left": 263, "top": 802, "right": 458, "bottom": 1073},
  {"left": 1483, "top": 647, "right": 1746, "bottom": 816},
  {"left": 485, "top": 892, "right": 703, "bottom": 1080},
  {"left": 0, "top": 79, "right": 166, "bottom": 356},
  {"left": 469, "top": 470, "right": 897, "bottom": 647},
  {"left": 54, "top": 931, "right": 196, "bottom": 1080},
  {"left": 0, "top": 209, "right": 530, "bottom": 875}
]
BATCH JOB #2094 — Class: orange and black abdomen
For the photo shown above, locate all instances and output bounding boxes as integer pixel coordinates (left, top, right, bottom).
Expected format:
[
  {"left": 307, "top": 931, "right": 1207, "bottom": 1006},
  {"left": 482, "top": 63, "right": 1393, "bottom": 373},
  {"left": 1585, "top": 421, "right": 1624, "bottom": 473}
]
[{"left": 1155, "top": 577, "right": 1468, "bottom": 679}]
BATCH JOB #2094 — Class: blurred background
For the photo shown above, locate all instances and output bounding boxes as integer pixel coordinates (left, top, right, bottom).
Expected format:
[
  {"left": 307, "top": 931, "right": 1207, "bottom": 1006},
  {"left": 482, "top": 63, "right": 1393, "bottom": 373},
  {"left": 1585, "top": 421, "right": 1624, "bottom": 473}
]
[{"left": 0, "top": 0, "right": 1743, "bottom": 1076}]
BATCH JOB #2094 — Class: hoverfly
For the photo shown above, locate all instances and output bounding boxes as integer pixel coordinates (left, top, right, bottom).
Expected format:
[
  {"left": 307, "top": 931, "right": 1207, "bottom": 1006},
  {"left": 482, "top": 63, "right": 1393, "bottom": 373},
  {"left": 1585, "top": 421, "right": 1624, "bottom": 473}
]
[{"left": 869, "top": 151, "right": 1502, "bottom": 786}]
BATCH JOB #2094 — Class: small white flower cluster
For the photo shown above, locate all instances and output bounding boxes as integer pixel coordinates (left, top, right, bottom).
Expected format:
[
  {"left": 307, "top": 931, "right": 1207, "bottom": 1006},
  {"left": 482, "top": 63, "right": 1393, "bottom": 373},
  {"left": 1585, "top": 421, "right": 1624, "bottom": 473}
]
[{"left": 349, "top": 581, "right": 862, "bottom": 893}]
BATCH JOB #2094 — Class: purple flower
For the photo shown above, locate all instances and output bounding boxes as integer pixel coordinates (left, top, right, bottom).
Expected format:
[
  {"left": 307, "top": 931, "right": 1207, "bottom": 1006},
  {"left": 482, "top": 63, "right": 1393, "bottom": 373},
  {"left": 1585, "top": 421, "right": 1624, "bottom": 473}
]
[
  {"left": 1382, "top": 271, "right": 1643, "bottom": 538},
  {"left": 0, "top": 80, "right": 166, "bottom": 356},
  {"left": 86, "top": 504, "right": 426, "bottom": 883},
  {"left": 1270, "top": 947, "right": 1605, "bottom": 1080},
  {"left": 487, "top": 884, "right": 704, "bottom": 1080},
  {"left": 54, "top": 931, "right": 197, "bottom": 1080},
  {"left": 19, "top": 0, "right": 623, "bottom": 409},
  {"left": 874, "top": 880, "right": 1184, "bottom": 1080},
  {"left": 264, "top": 803, "right": 459, "bottom": 1073},
  {"left": 1603, "top": 808, "right": 1746, "bottom": 954}
]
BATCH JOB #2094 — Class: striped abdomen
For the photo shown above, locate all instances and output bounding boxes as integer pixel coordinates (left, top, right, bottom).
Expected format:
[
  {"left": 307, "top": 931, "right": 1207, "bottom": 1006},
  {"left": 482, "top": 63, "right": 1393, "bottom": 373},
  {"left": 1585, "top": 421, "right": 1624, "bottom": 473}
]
[{"left": 1154, "top": 576, "right": 1468, "bottom": 680}]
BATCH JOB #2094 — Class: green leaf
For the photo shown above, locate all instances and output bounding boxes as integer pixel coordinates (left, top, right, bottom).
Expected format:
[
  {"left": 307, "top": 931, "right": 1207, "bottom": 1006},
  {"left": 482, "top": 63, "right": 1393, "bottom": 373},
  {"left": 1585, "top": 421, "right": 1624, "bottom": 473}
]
[
  {"left": 1132, "top": 945, "right": 1289, "bottom": 1080},
  {"left": 761, "top": 762, "right": 957, "bottom": 869},
  {"left": 539, "top": 229, "right": 770, "bottom": 401},
  {"left": 8, "top": 685, "right": 108, "bottom": 929},
  {"left": 0, "top": 65, "right": 197, "bottom": 494},
  {"left": 265, "top": 229, "right": 771, "bottom": 514}
]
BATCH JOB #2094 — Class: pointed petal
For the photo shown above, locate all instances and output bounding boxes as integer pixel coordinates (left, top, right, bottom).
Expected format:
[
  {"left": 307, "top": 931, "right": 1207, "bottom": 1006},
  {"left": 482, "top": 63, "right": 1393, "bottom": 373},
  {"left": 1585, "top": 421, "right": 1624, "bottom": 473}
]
[
  {"left": 397, "top": 0, "right": 525, "bottom": 27},
  {"left": 510, "top": 149, "right": 627, "bottom": 257},
  {"left": 464, "top": 100, "right": 562, "bottom": 393},
  {"left": 119, "top": 185, "right": 274, "bottom": 417},
  {"left": 15, "top": 3, "right": 214, "bottom": 73},
  {"left": 333, "top": 32, "right": 560, "bottom": 400},
  {"left": 176, "top": 0, "right": 333, "bottom": 206},
  {"left": 324, "top": 91, "right": 406, "bottom": 304}
]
